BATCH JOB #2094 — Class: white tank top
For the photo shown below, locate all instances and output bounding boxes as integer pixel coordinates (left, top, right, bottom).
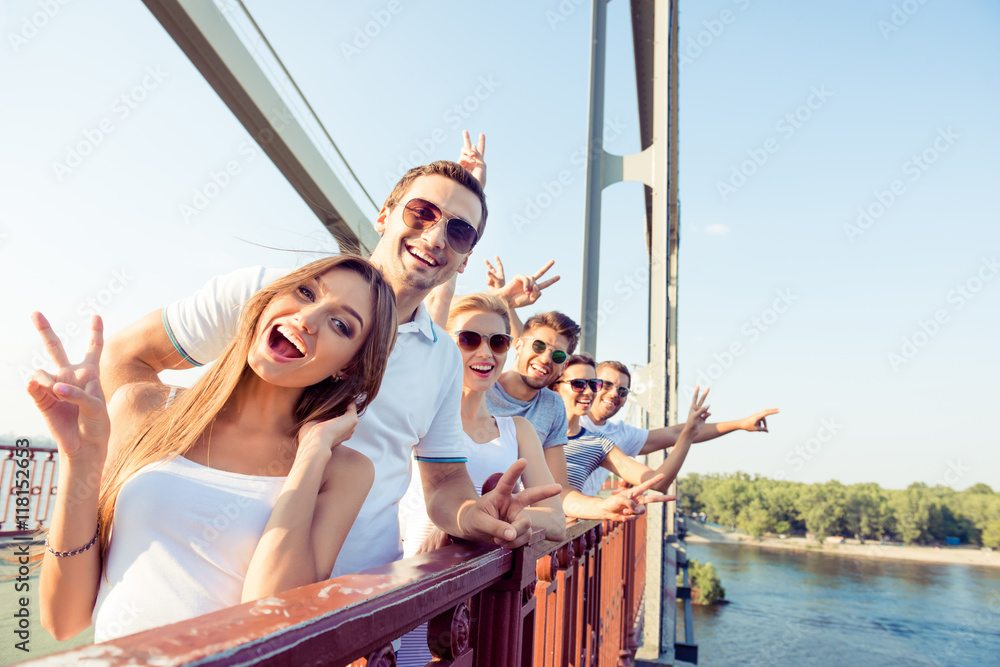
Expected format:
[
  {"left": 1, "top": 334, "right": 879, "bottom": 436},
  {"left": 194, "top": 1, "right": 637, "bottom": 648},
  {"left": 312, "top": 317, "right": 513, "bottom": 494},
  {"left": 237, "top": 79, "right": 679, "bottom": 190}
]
[
  {"left": 399, "top": 416, "right": 519, "bottom": 558},
  {"left": 92, "top": 455, "right": 285, "bottom": 642}
]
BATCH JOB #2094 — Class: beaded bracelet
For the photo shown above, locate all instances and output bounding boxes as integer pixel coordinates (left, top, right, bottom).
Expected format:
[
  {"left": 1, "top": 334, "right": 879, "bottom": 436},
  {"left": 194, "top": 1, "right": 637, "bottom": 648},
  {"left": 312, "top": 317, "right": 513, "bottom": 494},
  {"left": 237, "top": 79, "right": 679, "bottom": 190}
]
[{"left": 45, "top": 524, "right": 100, "bottom": 558}]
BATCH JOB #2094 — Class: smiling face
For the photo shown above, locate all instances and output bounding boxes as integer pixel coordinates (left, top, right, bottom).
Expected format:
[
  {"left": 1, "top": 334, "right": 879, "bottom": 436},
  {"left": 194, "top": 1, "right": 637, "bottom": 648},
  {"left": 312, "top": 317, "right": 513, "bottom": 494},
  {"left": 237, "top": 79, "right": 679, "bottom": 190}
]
[
  {"left": 554, "top": 362, "right": 598, "bottom": 418},
  {"left": 590, "top": 367, "right": 631, "bottom": 422},
  {"left": 513, "top": 325, "right": 570, "bottom": 390},
  {"left": 450, "top": 309, "right": 509, "bottom": 392},
  {"left": 248, "top": 267, "right": 373, "bottom": 388},
  {"left": 372, "top": 174, "right": 482, "bottom": 295}
]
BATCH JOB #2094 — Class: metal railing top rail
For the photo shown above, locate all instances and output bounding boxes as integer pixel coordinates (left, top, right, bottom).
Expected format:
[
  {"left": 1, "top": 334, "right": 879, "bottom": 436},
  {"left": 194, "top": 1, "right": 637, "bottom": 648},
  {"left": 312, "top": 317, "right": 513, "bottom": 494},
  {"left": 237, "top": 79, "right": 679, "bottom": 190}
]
[{"left": 24, "top": 520, "right": 606, "bottom": 666}]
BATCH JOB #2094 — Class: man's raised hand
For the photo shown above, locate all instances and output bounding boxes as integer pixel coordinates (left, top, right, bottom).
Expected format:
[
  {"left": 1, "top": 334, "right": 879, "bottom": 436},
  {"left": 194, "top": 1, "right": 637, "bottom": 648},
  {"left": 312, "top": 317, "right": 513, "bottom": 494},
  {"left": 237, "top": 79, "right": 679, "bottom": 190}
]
[
  {"left": 461, "top": 459, "right": 561, "bottom": 549},
  {"left": 458, "top": 130, "right": 487, "bottom": 188},
  {"left": 491, "top": 258, "right": 561, "bottom": 310},
  {"left": 738, "top": 408, "right": 779, "bottom": 433},
  {"left": 682, "top": 386, "right": 711, "bottom": 441},
  {"left": 26, "top": 313, "right": 110, "bottom": 462}
]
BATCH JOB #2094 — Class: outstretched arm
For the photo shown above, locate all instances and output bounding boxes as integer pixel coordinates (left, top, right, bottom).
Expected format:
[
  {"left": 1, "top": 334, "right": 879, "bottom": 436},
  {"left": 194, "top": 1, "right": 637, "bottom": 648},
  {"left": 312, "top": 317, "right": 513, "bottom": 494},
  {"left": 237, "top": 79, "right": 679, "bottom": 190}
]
[
  {"left": 420, "top": 459, "right": 561, "bottom": 549},
  {"left": 639, "top": 407, "right": 779, "bottom": 455},
  {"left": 243, "top": 405, "right": 373, "bottom": 601},
  {"left": 514, "top": 418, "right": 567, "bottom": 541},
  {"left": 100, "top": 309, "right": 191, "bottom": 398},
  {"left": 618, "top": 388, "right": 711, "bottom": 490},
  {"left": 425, "top": 273, "right": 458, "bottom": 329},
  {"left": 543, "top": 444, "right": 667, "bottom": 521},
  {"left": 29, "top": 314, "right": 110, "bottom": 641}
]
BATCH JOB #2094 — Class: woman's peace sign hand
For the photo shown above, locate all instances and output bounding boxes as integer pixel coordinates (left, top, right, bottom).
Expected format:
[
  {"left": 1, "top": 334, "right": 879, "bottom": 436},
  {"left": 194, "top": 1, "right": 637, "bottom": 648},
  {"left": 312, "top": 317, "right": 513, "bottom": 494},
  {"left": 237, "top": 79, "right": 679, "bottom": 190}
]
[{"left": 26, "top": 313, "right": 110, "bottom": 463}]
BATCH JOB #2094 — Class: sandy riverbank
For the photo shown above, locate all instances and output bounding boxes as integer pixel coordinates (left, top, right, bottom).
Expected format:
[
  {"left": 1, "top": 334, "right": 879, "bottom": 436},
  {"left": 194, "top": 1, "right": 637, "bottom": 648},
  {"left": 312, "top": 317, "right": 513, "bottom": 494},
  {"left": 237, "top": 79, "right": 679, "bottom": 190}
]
[{"left": 683, "top": 521, "right": 1000, "bottom": 569}]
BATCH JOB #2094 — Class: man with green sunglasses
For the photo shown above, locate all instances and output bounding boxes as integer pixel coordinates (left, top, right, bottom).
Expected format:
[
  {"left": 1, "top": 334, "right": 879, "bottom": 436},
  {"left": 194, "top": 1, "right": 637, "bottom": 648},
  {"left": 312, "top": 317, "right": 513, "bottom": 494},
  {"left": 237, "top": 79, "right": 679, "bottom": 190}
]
[{"left": 487, "top": 312, "right": 665, "bottom": 522}]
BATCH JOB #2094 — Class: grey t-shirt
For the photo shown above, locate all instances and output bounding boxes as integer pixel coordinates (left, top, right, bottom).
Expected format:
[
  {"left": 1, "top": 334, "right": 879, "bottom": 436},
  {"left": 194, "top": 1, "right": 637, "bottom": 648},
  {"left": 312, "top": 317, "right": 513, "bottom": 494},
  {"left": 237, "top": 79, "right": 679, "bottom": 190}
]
[{"left": 486, "top": 382, "right": 568, "bottom": 450}]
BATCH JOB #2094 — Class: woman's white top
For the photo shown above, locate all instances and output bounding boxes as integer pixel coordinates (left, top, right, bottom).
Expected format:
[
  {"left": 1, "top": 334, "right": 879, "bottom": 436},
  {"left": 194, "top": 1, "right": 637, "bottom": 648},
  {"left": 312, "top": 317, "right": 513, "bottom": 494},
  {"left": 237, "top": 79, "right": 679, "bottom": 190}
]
[
  {"left": 92, "top": 455, "right": 285, "bottom": 642},
  {"left": 398, "top": 416, "right": 519, "bottom": 558}
]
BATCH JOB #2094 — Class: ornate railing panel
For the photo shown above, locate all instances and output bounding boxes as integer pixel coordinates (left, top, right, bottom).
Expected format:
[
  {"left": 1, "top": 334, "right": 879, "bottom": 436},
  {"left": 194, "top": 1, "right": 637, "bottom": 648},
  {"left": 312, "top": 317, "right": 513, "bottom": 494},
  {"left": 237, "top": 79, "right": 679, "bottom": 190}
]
[
  {"left": 23, "top": 516, "right": 648, "bottom": 665},
  {"left": 1, "top": 443, "right": 58, "bottom": 534}
]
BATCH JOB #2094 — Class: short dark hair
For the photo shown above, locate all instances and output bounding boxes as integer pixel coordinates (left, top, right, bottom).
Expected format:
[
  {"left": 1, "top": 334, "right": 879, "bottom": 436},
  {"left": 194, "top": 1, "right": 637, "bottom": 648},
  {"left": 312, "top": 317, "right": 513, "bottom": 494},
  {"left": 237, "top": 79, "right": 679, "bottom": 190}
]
[
  {"left": 551, "top": 353, "right": 596, "bottom": 388},
  {"left": 522, "top": 311, "right": 581, "bottom": 354},
  {"left": 383, "top": 161, "right": 488, "bottom": 236},
  {"left": 596, "top": 360, "right": 631, "bottom": 385}
]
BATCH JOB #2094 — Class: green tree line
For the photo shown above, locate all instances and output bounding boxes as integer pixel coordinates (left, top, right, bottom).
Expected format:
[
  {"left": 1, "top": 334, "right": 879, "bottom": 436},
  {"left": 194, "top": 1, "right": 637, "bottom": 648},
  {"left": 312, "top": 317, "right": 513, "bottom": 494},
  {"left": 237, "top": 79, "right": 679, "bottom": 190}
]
[{"left": 678, "top": 473, "right": 1000, "bottom": 547}]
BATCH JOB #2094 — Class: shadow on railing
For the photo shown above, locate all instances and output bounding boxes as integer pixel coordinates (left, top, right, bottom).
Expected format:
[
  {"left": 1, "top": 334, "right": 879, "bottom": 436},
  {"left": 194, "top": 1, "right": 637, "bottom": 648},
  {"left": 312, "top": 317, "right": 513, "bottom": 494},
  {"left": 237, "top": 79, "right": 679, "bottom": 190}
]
[
  {"left": 23, "top": 516, "right": 647, "bottom": 666},
  {"left": 1, "top": 443, "right": 58, "bottom": 535}
]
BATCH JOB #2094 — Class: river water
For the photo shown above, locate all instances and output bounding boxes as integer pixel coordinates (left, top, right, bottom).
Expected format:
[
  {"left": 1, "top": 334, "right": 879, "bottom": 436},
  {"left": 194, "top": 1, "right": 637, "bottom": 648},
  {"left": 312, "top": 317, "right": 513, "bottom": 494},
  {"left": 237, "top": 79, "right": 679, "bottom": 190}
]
[
  {"left": 4, "top": 542, "right": 999, "bottom": 665},
  {"left": 680, "top": 542, "right": 1000, "bottom": 666}
]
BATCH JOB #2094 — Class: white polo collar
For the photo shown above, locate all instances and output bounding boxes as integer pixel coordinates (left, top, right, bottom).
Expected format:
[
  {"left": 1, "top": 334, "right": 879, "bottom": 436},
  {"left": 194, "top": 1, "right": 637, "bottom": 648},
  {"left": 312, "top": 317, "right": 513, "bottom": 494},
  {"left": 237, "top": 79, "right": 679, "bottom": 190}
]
[{"left": 397, "top": 302, "right": 439, "bottom": 343}]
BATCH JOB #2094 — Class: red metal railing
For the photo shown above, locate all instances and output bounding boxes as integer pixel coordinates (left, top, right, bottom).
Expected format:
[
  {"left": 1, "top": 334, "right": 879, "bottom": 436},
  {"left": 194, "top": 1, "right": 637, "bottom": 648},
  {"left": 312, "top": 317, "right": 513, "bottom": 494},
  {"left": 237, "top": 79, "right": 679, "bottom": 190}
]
[
  {"left": 1, "top": 443, "right": 58, "bottom": 534},
  {"left": 23, "top": 516, "right": 648, "bottom": 666}
]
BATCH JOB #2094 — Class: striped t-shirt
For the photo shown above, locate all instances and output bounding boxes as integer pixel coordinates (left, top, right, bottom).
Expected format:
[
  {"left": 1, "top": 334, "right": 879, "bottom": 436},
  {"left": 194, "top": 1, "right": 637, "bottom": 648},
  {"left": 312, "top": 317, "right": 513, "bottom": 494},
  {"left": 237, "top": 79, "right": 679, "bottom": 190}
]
[{"left": 564, "top": 428, "right": 617, "bottom": 492}]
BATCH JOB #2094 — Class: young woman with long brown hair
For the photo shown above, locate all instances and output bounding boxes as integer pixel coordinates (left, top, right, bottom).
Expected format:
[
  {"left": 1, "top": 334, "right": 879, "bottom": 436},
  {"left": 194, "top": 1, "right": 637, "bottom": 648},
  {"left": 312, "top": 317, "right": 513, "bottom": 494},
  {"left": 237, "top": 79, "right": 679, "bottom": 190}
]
[{"left": 28, "top": 255, "right": 397, "bottom": 642}]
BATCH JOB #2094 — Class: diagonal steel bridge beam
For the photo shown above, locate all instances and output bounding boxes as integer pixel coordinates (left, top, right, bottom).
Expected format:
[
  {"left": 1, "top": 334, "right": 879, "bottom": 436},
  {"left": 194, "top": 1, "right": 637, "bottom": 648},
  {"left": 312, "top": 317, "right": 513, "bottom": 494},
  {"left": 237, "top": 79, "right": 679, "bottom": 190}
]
[{"left": 142, "top": 0, "right": 381, "bottom": 255}]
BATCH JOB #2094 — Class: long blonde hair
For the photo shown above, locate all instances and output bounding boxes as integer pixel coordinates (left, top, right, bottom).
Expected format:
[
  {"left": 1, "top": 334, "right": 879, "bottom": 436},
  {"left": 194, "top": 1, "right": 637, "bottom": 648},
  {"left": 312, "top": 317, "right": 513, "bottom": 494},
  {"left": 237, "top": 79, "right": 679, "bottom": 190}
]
[{"left": 96, "top": 255, "right": 397, "bottom": 565}]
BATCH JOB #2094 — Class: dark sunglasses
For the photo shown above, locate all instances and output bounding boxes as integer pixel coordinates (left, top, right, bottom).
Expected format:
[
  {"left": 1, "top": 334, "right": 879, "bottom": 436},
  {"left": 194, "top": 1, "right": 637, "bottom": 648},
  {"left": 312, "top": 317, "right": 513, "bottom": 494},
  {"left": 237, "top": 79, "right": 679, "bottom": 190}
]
[
  {"left": 454, "top": 330, "right": 513, "bottom": 354},
  {"left": 555, "top": 378, "right": 604, "bottom": 393},
  {"left": 601, "top": 381, "right": 630, "bottom": 399},
  {"left": 396, "top": 198, "right": 479, "bottom": 254},
  {"left": 524, "top": 338, "right": 568, "bottom": 364}
]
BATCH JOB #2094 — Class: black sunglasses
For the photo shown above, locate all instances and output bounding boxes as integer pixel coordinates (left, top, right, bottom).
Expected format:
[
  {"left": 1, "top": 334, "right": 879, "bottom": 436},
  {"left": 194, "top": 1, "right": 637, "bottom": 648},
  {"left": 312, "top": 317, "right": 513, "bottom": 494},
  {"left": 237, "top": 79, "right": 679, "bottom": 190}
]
[
  {"left": 397, "top": 198, "right": 479, "bottom": 254},
  {"left": 555, "top": 378, "right": 603, "bottom": 393},
  {"left": 523, "top": 338, "right": 568, "bottom": 364},
  {"left": 601, "top": 381, "right": 630, "bottom": 399},
  {"left": 454, "top": 330, "right": 513, "bottom": 354}
]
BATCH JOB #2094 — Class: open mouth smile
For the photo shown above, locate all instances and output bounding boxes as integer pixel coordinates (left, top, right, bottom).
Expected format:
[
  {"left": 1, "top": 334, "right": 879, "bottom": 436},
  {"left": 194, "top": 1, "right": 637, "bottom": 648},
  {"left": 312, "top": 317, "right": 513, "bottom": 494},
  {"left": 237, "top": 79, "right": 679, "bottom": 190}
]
[
  {"left": 406, "top": 244, "right": 440, "bottom": 267},
  {"left": 469, "top": 362, "right": 495, "bottom": 378},
  {"left": 267, "top": 324, "right": 307, "bottom": 360}
]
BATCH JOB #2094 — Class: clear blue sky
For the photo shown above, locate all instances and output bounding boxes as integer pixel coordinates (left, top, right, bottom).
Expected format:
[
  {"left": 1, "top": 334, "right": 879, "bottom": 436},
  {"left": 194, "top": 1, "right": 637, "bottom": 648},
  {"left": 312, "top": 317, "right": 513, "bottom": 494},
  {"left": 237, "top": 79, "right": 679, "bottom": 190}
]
[{"left": 1, "top": 0, "right": 997, "bottom": 490}]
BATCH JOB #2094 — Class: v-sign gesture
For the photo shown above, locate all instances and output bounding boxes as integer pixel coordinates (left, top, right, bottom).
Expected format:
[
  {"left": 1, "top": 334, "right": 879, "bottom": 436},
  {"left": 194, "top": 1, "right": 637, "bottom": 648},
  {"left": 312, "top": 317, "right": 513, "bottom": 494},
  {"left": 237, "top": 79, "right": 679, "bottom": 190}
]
[
  {"left": 26, "top": 313, "right": 110, "bottom": 463},
  {"left": 458, "top": 130, "right": 487, "bottom": 188},
  {"left": 461, "top": 459, "right": 562, "bottom": 549},
  {"left": 488, "top": 257, "right": 561, "bottom": 310}
]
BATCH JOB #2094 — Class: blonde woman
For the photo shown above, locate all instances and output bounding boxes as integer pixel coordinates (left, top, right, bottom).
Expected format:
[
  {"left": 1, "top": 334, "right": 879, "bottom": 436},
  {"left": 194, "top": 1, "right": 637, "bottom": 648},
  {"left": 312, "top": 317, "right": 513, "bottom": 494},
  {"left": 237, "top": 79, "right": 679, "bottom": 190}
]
[
  {"left": 29, "top": 255, "right": 397, "bottom": 642},
  {"left": 400, "top": 292, "right": 566, "bottom": 555},
  {"left": 397, "top": 292, "right": 565, "bottom": 666}
]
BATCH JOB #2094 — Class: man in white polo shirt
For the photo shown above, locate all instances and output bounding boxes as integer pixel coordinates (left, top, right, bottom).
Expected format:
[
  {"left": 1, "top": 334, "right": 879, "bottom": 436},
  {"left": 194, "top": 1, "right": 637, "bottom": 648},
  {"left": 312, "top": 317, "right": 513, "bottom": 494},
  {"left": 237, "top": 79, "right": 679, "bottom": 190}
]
[
  {"left": 100, "top": 154, "right": 558, "bottom": 577},
  {"left": 579, "top": 360, "right": 780, "bottom": 497}
]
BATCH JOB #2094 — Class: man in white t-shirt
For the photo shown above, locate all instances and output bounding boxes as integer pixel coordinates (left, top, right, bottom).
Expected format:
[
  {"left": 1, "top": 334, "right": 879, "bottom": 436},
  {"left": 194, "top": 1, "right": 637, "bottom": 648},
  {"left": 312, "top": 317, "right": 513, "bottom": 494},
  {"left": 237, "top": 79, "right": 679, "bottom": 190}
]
[
  {"left": 579, "top": 360, "right": 780, "bottom": 496},
  {"left": 100, "top": 150, "right": 558, "bottom": 576}
]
